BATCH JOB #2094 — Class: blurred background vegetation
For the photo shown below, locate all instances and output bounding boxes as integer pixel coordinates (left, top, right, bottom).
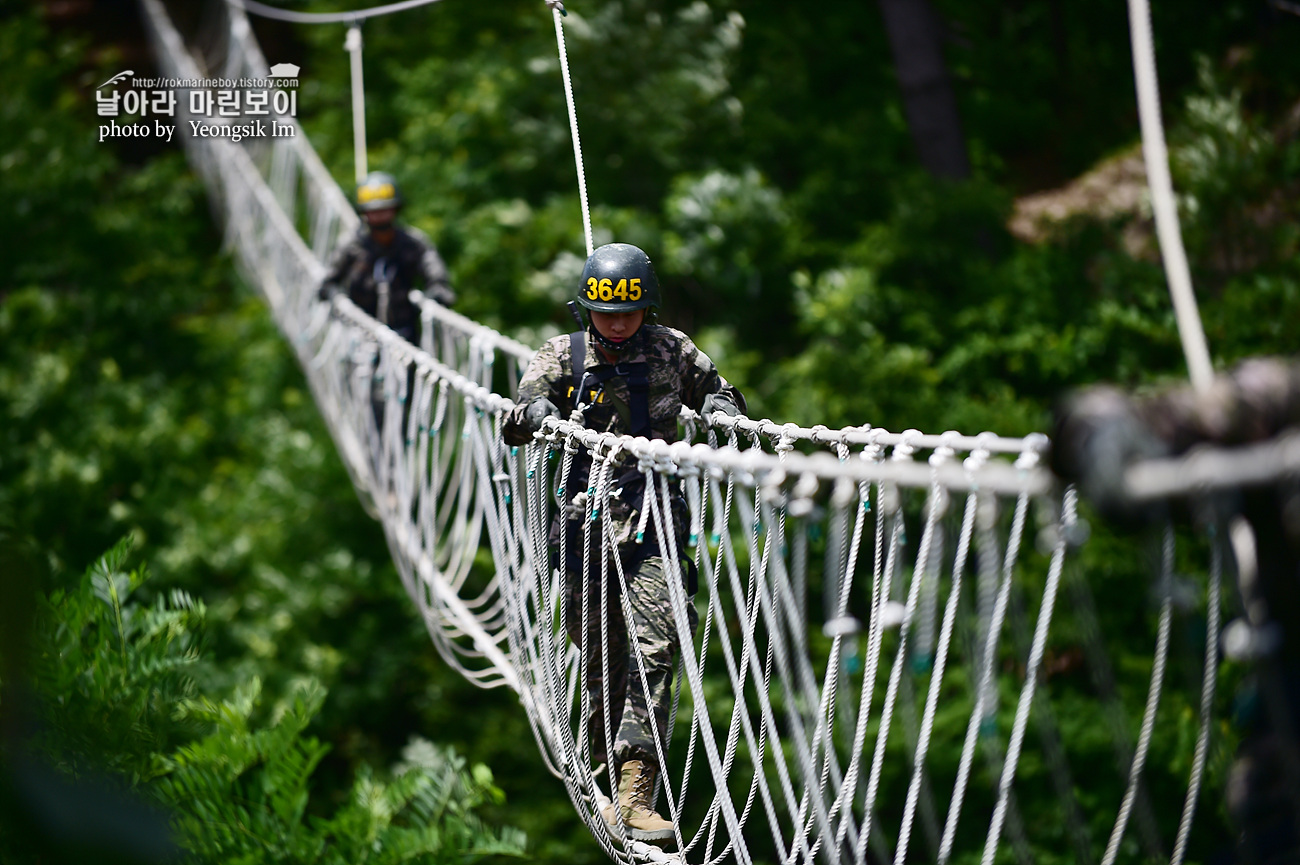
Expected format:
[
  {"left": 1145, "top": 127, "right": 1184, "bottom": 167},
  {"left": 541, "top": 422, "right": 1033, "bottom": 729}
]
[{"left": 2, "top": 0, "right": 1299, "bottom": 861}]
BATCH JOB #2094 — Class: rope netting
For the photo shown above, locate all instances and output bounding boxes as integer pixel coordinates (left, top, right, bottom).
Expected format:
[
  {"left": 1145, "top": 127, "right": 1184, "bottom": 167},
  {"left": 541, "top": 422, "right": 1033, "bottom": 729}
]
[{"left": 137, "top": 0, "right": 1262, "bottom": 861}]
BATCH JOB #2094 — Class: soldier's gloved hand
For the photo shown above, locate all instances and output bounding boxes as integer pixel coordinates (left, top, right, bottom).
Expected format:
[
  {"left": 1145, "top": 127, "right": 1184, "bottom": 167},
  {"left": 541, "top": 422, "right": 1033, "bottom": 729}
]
[
  {"left": 427, "top": 281, "right": 456, "bottom": 308},
  {"left": 1051, "top": 387, "right": 1169, "bottom": 528},
  {"left": 701, "top": 393, "right": 741, "bottom": 420},
  {"left": 524, "top": 397, "right": 561, "bottom": 435}
]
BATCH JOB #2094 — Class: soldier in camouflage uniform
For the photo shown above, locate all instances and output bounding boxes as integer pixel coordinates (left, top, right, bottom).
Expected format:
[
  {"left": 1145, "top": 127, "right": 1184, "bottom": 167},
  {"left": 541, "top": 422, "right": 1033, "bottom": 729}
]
[
  {"left": 503, "top": 243, "right": 745, "bottom": 844},
  {"left": 318, "top": 171, "right": 455, "bottom": 343},
  {"left": 1053, "top": 357, "right": 1300, "bottom": 864}
]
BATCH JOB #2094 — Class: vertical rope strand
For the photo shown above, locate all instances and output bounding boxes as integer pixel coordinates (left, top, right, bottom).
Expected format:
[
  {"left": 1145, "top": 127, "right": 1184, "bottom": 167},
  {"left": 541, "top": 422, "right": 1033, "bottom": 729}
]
[
  {"left": 345, "top": 22, "right": 367, "bottom": 184},
  {"left": 1170, "top": 520, "right": 1222, "bottom": 864},
  {"left": 550, "top": 5, "right": 594, "bottom": 256},
  {"left": 1126, "top": 0, "right": 1213, "bottom": 391}
]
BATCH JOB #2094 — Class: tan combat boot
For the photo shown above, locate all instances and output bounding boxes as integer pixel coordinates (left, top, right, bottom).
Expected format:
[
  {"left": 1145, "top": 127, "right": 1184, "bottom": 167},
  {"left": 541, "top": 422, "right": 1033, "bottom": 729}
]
[{"left": 600, "top": 760, "right": 675, "bottom": 844}]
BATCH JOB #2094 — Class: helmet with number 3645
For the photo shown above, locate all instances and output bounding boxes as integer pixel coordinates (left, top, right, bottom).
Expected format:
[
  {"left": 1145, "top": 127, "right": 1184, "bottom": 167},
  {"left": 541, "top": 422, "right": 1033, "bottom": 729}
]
[{"left": 576, "top": 243, "right": 661, "bottom": 313}]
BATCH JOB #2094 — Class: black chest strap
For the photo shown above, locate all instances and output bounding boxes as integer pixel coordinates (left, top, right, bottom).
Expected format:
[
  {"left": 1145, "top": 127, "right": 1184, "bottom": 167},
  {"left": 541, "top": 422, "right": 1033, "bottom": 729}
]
[{"left": 568, "top": 331, "right": 651, "bottom": 438}]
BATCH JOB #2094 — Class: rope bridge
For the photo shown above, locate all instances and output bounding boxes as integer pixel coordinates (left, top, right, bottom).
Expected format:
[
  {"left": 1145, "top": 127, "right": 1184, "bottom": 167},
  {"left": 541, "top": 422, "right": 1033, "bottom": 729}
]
[{"left": 139, "top": 0, "right": 1248, "bottom": 861}]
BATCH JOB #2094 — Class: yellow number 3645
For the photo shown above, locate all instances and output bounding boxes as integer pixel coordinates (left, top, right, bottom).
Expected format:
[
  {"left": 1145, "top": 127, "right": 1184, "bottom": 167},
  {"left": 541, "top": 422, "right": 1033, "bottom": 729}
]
[{"left": 585, "top": 277, "right": 642, "bottom": 303}]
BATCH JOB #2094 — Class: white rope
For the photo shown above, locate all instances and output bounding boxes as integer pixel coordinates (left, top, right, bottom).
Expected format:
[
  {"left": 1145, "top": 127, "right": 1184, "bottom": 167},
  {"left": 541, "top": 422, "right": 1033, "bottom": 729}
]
[
  {"left": 898, "top": 478, "right": 976, "bottom": 864},
  {"left": 230, "top": 0, "right": 449, "bottom": 25},
  {"left": 1170, "top": 520, "right": 1222, "bottom": 864},
  {"left": 549, "top": 3, "right": 595, "bottom": 257},
  {"left": 345, "top": 24, "right": 368, "bottom": 184},
  {"left": 981, "top": 485, "right": 1071, "bottom": 864},
  {"left": 1126, "top": 430, "right": 1300, "bottom": 500},
  {"left": 938, "top": 486, "right": 1018, "bottom": 863},
  {"left": 1126, "top": 0, "right": 1214, "bottom": 392},
  {"left": 1101, "top": 524, "right": 1175, "bottom": 865}
]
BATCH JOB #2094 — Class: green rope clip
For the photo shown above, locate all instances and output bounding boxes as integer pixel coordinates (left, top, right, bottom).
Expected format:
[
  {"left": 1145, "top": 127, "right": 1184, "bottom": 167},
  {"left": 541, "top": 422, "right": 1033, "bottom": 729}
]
[
  {"left": 511, "top": 446, "right": 518, "bottom": 457},
  {"left": 688, "top": 533, "right": 698, "bottom": 548}
]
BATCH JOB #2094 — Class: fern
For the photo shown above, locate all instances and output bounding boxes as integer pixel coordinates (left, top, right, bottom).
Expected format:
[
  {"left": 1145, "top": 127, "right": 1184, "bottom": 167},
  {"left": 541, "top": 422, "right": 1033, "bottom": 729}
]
[
  {"left": 19, "top": 537, "right": 526, "bottom": 864},
  {"left": 31, "top": 534, "right": 207, "bottom": 783},
  {"left": 155, "top": 687, "right": 527, "bottom": 864}
]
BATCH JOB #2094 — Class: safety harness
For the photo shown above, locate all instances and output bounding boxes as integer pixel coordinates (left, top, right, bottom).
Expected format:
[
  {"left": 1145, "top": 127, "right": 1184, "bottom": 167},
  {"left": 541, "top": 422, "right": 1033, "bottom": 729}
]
[
  {"left": 568, "top": 331, "right": 652, "bottom": 438},
  {"left": 557, "top": 331, "right": 696, "bottom": 593}
]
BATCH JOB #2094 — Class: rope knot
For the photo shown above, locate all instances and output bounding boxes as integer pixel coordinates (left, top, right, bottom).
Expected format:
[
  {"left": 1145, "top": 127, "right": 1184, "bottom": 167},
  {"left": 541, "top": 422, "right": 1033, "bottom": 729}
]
[
  {"left": 773, "top": 424, "right": 798, "bottom": 457},
  {"left": 892, "top": 429, "right": 921, "bottom": 461}
]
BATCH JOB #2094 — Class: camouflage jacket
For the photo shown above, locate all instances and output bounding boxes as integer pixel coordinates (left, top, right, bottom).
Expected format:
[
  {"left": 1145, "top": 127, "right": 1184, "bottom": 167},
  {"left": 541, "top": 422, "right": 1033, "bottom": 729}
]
[
  {"left": 503, "top": 324, "right": 746, "bottom": 557},
  {"left": 319, "top": 225, "right": 455, "bottom": 335}
]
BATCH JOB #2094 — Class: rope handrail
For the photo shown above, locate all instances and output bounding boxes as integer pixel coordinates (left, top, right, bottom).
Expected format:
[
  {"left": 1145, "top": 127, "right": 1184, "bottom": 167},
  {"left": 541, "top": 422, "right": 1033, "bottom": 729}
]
[
  {"left": 532, "top": 419, "right": 1053, "bottom": 496},
  {"left": 1125, "top": 429, "right": 1300, "bottom": 500},
  {"left": 411, "top": 292, "right": 537, "bottom": 364}
]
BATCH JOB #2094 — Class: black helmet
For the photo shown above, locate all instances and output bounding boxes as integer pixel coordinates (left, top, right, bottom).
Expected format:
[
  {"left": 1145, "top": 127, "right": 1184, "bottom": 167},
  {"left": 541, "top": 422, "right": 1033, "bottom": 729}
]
[
  {"left": 576, "top": 243, "right": 661, "bottom": 313},
  {"left": 355, "top": 171, "right": 403, "bottom": 212}
]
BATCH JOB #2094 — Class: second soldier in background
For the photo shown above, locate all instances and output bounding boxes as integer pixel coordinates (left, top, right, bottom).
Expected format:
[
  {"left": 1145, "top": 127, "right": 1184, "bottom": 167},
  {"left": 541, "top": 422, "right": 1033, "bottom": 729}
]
[{"left": 319, "top": 171, "right": 455, "bottom": 344}]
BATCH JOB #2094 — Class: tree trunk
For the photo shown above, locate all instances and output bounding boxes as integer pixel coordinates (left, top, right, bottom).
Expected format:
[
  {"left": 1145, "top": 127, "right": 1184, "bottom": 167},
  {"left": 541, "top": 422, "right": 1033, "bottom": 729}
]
[{"left": 876, "top": 0, "right": 970, "bottom": 180}]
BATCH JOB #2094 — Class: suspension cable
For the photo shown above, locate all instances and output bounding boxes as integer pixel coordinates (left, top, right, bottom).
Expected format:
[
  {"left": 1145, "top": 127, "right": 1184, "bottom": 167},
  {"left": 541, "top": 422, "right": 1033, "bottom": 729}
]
[
  {"left": 547, "top": 0, "right": 595, "bottom": 257},
  {"left": 345, "top": 23, "right": 368, "bottom": 183},
  {"left": 1126, "top": 0, "right": 1214, "bottom": 392},
  {"left": 229, "top": 0, "right": 449, "bottom": 24}
]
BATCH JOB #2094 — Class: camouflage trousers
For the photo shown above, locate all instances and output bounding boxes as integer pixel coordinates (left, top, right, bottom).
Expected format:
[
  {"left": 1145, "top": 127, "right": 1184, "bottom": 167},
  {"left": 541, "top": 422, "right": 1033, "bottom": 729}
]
[{"left": 564, "top": 554, "right": 698, "bottom": 769}]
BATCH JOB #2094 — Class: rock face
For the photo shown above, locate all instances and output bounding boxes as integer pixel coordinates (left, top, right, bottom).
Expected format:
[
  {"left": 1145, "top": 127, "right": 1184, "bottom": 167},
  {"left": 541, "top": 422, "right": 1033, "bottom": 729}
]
[{"left": 1009, "top": 146, "right": 1153, "bottom": 257}]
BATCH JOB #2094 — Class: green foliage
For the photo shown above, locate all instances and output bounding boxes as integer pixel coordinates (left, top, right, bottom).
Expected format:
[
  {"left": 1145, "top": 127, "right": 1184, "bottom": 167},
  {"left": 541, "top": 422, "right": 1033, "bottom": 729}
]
[
  {"left": 28, "top": 534, "right": 206, "bottom": 784},
  {"left": 13, "top": 536, "right": 525, "bottom": 865},
  {"left": 156, "top": 682, "right": 526, "bottom": 865}
]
